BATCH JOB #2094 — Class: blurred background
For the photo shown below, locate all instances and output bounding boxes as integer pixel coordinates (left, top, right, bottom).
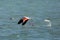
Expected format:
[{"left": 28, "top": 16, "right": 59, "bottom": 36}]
[{"left": 0, "top": 0, "right": 60, "bottom": 40}]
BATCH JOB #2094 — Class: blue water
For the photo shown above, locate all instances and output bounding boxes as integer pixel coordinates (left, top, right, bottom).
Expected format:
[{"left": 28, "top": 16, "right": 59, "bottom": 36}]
[{"left": 0, "top": 0, "right": 60, "bottom": 40}]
